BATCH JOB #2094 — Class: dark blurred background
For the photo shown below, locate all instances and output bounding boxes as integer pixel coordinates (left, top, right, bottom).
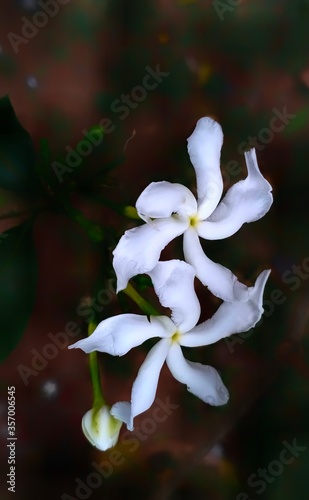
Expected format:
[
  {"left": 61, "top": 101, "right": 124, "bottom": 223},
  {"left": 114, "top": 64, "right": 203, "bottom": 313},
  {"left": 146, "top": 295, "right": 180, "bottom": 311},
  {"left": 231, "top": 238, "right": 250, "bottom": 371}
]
[{"left": 1, "top": 0, "right": 309, "bottom": 499}]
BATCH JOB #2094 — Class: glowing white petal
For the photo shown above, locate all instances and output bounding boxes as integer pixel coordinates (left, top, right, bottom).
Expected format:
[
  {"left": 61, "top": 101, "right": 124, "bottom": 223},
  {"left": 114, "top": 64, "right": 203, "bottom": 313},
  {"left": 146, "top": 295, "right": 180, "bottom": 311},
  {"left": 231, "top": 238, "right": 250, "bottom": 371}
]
[
  {"left": 181, "top": 270, "right": 270, "bottom": 347},
  {"left": 110, "top": 402, "right": 131, "bottom": 428},
  {"left": 148, "top": 260, "right": 200, "bottom": 332},
  {"left": 166, "top": 344, "right": 229, "bottom": 406},
  {"left": 183, "top": 227, "right": 249, "bottom": 302},
  {"left": 136, "top": 181, "right": 197, "bottom": 221},
  {"left": 113, "top": 217, "right": 188, "bottom": 292},
  {"left": 126, "top": 338, "right": 171, "bottom": 430},
  {"left": 197, "top": 149, "right": 273, "bottom": 239},
  {"left": 187, "top": 117, "right": 224, "bottom": 220},
  {"left": 68, "top": 314, "right": 170, "bottom": 356}
]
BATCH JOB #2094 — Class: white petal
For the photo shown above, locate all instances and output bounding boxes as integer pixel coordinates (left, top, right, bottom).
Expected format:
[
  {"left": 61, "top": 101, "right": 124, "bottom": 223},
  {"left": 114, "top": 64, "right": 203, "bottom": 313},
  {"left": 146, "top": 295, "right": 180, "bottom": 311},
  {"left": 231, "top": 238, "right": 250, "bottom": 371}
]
[
  {"left": 113, "top": 217, "right": 188, "bottom": 292},
  {"left": 148, "top": 260, "right": 200, "bottom": 333},
  {"left": 136, "top": 181, "right": 197, "bottom": 221},
  {"left": 68, "top": 314, "right": 171, "bottom": 356},
  {"left": 187, "top": 117, "right": 224, "bottom": 220},
  {"left": 181, "top": 269, "right": 270, "bottom": 347},
  {"left": 197, "top": 148, "right": 273, "bottom": 240},
  {"left": 110, "top": 401, "right": 131, "bottom": 428},
  {"left": 183, "top": 227, "right": 249, "bottom": 302},
  {"left": 120, "top": 338, "right": 171, "bottom": 430},
  {"left": 82, "top": 406, "right": 122, "bottom": 451},
  {"left": 166, "top": 344, "right": 229, "bottom": 406}
]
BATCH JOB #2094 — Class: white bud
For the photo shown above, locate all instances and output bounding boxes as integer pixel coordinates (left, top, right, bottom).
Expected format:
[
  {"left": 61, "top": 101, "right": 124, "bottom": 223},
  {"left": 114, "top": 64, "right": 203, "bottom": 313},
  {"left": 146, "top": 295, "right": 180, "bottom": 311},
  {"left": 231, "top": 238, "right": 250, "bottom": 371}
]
[{"left": 82, "top": 406, "right": 122, "bottom": 451}]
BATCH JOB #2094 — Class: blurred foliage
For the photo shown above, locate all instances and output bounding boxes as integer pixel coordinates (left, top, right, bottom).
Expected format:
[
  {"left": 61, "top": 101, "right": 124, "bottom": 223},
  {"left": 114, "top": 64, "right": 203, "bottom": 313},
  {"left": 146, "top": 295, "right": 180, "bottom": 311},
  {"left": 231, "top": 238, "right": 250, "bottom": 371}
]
[
  {"left": 0, "top": 222, "right": 37, "bottom": 362},
  {"left": 0, "top": 96, "right": 40, "bottom": 195}
]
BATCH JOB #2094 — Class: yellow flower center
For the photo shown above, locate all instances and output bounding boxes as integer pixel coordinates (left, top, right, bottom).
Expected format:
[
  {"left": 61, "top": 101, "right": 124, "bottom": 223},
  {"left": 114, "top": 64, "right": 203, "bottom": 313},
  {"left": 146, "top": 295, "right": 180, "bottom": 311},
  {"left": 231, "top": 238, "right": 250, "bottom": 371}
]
[
  {"left": 171, "top": 331, "right": 181, "bottom": 343},
  {"left": 189, "top": 215, "right": 199, "bottom": 228}
]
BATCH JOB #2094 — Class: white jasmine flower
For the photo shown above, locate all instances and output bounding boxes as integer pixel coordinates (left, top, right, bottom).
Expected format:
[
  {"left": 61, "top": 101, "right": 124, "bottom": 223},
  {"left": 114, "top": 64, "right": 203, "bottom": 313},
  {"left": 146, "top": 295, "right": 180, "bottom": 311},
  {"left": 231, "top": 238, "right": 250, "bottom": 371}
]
[
  {"left": 70, "top": 260, "right": 270, "bottom": 430},
  {"left": 82, "top": 405, "right": 123, "bottom": 451},
  {"left": 113, "top": 117, "right": 273, "bottom": 302}
]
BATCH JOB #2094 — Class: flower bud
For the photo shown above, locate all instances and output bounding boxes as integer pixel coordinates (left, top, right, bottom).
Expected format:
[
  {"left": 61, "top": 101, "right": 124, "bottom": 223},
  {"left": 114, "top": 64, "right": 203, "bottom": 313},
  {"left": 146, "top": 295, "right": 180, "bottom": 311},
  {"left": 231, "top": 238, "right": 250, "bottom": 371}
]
[{"left": 82, "top": 406, "right": 122, "bottom": 451}]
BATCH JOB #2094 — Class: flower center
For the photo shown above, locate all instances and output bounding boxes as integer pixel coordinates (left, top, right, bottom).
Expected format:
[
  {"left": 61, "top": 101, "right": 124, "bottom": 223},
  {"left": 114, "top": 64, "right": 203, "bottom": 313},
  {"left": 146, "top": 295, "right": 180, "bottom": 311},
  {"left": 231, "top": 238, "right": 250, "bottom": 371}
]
[
  {"left": 171, "top": 331, "right": 181, "bottom": 344},
  {"left": 189, "top": 215, "right": 199, "bottom": 228}
]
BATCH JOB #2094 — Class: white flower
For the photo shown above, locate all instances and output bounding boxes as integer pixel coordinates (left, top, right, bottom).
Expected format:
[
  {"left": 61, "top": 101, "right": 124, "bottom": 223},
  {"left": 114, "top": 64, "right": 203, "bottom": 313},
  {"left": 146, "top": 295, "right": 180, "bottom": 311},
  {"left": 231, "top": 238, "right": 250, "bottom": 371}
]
[
  {"left": 113, "top": 117, "right": 273, "bottom": 302},
  {"left": 70, "top": 260, "right": 270, "bottom": 430},
  {"left": 82, "top": 405, "right": 122, "bottom": 451}
]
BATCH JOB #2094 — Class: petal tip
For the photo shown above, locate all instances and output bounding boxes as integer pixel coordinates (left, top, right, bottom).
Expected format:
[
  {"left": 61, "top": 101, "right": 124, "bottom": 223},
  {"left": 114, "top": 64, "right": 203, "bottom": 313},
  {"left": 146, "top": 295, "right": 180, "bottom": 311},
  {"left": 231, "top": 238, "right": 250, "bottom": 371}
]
[
  {"left": 68, "top": 341, "right": 80, "bottom": 350},
  {"left": 187, "top": 116, "right": 223, "bottom": 145},
  {"left": 244, "top": 148, "right": 273, "bottom": 193},
  {"left": 249, "top": 268, "right": 271, "bottom": 313},
  {"left": 111, "top": 401, "right": 134, "bottom": 431}
]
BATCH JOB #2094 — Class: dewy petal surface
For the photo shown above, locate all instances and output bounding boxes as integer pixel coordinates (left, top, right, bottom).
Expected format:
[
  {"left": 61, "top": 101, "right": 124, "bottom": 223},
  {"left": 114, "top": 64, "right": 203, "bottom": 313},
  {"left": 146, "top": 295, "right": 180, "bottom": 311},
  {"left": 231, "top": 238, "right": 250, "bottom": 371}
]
[
  {"left": 197, "top": 148, "right": 273, "bottom": 240},
  {"left": 187, "top": 117, "right": 224, "bottom": 220},
  {"left": 148, "top": 260, "right": 200, "bottom": 333},
  {"left": 166, "top": 344, "right": 229, "bottom": 406},
  {"left": 136, "top": 181, "right": 197, "bottom": 221},
  {"left": 126, "top": 338, "right": 171, "bottom": 430},
  {"left": 183, "top": 227, "right": 249, "bottom": 302},
  {"left": 68, "top": 314, "right": 170, "bottom": 356},
  {"left": 113, "top": 216, "right": 189, "bottom": 292},
  {"left": 181, "top": 269, "right": 270, "bottom": 347}
]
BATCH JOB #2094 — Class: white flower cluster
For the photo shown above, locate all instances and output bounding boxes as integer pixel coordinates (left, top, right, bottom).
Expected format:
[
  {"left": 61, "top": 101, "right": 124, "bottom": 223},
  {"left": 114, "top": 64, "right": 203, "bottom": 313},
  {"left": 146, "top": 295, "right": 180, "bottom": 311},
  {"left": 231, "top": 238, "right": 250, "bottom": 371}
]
[{"left": 69, "top": 117, "right": 273, "bottom": 450}]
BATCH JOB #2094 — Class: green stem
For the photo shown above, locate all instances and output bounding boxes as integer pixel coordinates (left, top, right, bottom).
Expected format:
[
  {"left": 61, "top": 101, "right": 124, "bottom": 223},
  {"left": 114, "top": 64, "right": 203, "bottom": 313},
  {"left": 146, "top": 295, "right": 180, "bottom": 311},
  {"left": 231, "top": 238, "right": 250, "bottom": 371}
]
[
  {"left": 88, "top": 321, "right": 105, "bottom": 407},
  {"left": 122, "top": 283, "right": 159, "bottom": 316}
]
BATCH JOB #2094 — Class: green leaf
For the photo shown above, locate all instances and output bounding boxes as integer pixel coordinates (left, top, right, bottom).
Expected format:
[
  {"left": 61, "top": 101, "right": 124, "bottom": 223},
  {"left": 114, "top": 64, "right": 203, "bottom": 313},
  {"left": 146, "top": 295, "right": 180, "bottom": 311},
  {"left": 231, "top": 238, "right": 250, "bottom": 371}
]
[
  {"left": 0, "top": 222, "right": 37, "bottom": 362},
  {"left": 0, "top": 95, "right": 40, "bottom": 194}
]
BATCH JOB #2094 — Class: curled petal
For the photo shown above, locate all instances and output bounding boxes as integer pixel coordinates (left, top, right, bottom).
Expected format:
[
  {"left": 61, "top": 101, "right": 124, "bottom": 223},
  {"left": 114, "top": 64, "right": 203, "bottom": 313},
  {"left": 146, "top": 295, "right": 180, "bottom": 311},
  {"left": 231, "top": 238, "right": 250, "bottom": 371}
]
[
  {"left": 166, "top": 343, "right": 229, "bottom": 406},
  {"left": 136, "top": 181, "right": 197, "bottom": 221},
  {"left": 113, "top": 339, "right": 171, "bottom": 430},
  {"left": 148, "top": 260, "right": 200, "bottom": 333},
  {"left": 68, "top": 314, "right": 171, "bottom": 356},
  {"left": 181, "top": 269, "right": 270, "bottom": 347},
  {"left": 187, "top": 117, "right": 224, "bottom": 220},
  {"left": 110, "top": 401, "right": 131, "bottom": 429},
  {"left": 113, "top": 217, "right": 189, "bottom": 292},
  {"left": 183, "top": 227, "right": 249, "bottom": 302},
  {"left": 197, "top": 148, "right": 273, "bottom": 240}
]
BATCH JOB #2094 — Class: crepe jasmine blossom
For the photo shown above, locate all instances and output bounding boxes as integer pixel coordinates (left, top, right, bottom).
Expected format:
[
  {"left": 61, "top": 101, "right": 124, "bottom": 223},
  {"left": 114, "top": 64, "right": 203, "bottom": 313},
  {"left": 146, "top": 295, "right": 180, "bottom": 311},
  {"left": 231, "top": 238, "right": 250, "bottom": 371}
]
[
  {"left": 70, "top": 260, "right": 270, "bottom": 430},
  {"left": 113, "top": 117, "right": 273, "bottom": 302},
  {"left": 82, "top": 405, "right": 123, "bottom": 451}
]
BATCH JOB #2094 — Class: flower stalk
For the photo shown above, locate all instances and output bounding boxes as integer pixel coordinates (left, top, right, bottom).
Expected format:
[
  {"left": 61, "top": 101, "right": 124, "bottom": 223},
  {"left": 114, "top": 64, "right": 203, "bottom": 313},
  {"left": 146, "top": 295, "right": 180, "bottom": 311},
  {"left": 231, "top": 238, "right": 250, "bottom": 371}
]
[
  {"left": 122, "top": 282, "right": 159, "bottom": 316},
  {"left": 88, "top": 321, "right": 105, "bottom": 408},
  {"left": 82, "top": 321, "right": 122, "bottom": 451}
]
